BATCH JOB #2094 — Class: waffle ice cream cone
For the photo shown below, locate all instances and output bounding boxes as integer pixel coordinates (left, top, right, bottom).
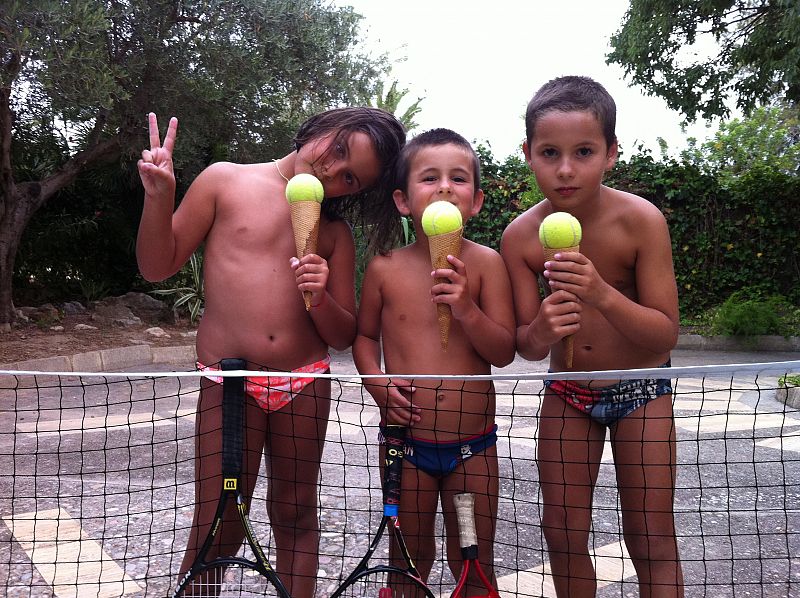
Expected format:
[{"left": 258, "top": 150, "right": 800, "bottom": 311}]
[
  {"left": 290, "top": 201, "right": 321, "bottom": 310},
  {"left": 428, "top": 227, "right": 463, "bottom": 350},
  {"left": 543, "top": 244, "right": 579, "bottom": 367}
]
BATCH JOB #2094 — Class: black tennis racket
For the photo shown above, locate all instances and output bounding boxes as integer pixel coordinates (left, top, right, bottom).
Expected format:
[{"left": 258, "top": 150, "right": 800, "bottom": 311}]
[
  {"left": 451, "top": 493, "right": 499, "bottom": 598},
  {"left": 330, "top": 425, "right": 434, "bottom": 598},
  {"left": 173, "top": 358, "right": 290, "bottom": 597}
]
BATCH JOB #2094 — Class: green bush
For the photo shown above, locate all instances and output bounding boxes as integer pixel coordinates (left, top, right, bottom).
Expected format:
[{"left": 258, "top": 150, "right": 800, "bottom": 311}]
[{"left": 711, "top": 291, "right": 782, "bottom": 336}]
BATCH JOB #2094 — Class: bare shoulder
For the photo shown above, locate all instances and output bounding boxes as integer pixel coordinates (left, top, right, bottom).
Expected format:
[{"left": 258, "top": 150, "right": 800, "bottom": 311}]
[
  {"left": 187, "top": 161, "right": 266, "bottom": 195},
  {"left": 463, "top": 239, "right": 504, "bottom": 266},
  {"left": 597, "top": 187, "right": 669, "bottom": 241},
  {"left": 364, "top": 246, "right": 407, "bottom": 276},
  {"left": 501, "top": 203, "right": 550, "bottom": 247},
  {"left": 607, "top": 186, "right": 666, "bottom": 221}
]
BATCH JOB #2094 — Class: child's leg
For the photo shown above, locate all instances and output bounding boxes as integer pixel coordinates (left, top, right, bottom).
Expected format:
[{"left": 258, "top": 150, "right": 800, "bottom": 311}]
[
  {"left": 393, "top": 456, "right": 440, "bottom": 584},
  {"left": 179, "top": 380, "right": 267, "bottom": 574},
  {"left": 441, "top": 445, "right": 499, "bottom": 594},
  {"left": 263, "top": 378, "right": 331, "bottom": 598},
  {"left": 538, "top": 392, "right": 606, "bottom": 598},
  {"left": 612, "top": 394, "right": 684, "bottom": 598}
]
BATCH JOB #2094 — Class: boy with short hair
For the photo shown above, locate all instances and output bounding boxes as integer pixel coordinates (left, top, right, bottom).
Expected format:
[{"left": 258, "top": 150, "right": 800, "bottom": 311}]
[
  {"left": 354, "top": 128, "right": 516, "bottom": 593},
  {"left": 502, "top": 76, "right": 684, "bottom": 597}
]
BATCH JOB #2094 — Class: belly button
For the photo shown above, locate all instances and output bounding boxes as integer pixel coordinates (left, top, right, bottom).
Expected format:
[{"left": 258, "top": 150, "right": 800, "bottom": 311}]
[
  {"left": 269, "top": 335, "right": 275, "bottom": 341},
  {"left": 437, "top": 392, "right": 446, "bottom": 401}
]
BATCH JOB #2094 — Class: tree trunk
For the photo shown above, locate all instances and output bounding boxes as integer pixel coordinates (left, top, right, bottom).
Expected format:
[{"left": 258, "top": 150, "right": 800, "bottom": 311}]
[
  {"left": 0, "top": 183, "right": 38, "bottom": 329},
  {"left": 0, "top": 134, "right": 121, "bottom": 327}
]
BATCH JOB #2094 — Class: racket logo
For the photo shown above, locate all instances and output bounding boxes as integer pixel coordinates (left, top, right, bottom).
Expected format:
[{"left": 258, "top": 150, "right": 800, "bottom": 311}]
[{"left": 224, "top": 478, "right": 237, "bottom": 491}]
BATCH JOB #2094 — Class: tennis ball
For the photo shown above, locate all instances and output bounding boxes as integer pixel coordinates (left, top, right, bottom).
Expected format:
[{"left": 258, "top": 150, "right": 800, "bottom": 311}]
[
  {"left": 539, "top": 212, "right": 582, "bottom": 248},
  {"left": 285, "top": 173, "right": 324, "bottom": 203},
  {"left": 421, "top": 201, "right": 463, "bottom": 236}
]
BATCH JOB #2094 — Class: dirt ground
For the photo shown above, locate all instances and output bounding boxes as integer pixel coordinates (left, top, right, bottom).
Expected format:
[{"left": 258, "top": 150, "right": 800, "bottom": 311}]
[{"left": 0, "top": 313, "right": 197, "bottom": 365}]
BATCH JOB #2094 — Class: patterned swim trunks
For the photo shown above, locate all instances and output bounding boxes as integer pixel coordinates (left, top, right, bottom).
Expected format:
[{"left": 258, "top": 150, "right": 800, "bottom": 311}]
[{"left": 544, "top": 362, "right": 672, "bottom": 426}]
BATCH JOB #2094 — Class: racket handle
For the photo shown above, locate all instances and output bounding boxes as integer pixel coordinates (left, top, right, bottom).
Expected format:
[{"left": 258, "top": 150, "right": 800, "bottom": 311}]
[
  {"left": 454, "top": 492, "right": 478, "bottom": 549},
  {"left": 382, "top": 425, "right": 406, "bottom": 513},
  {"left": 379, "top": 589, "right": 393, "bottom": 598}
]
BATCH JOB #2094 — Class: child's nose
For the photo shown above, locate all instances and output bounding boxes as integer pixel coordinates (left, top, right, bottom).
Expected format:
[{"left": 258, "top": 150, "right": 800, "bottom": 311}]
[
  {"left": 437, "top": 181, "right": 452, "bottom": 194},
  {"left": 557, "top": 157, "right": 574, "bottom": 177}
]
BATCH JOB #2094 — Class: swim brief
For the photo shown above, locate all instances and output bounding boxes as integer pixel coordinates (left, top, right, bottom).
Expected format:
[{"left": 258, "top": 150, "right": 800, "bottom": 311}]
[
  {"left": 197, "top": 355, "right": 331, "bottom": 413},
  {"left": 379, "top": 425, "right": 498, "bottom": 478},
  {"left": 544, "top": 362, "right": 672, "bottom": 426}
]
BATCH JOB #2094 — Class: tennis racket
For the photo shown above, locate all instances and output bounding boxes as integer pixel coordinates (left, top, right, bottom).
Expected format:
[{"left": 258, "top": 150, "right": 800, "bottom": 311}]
[
  {"left": 173, "top": 358, "right": 290, "bottom": 597},
  {"left": 451, "top": 493, "right": 499, "bottom": 598},
  {"left": 330, "top": 424, "right": 434, "bottom": 598}
]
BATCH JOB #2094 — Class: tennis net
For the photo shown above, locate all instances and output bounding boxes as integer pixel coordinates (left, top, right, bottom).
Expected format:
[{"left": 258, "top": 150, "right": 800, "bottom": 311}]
[{"left": 0, "top": 360, "right": 798, "bottom": 597}]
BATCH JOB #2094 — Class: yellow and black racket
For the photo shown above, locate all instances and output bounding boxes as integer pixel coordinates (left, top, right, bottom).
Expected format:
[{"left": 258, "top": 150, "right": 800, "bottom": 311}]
[
  {"left": 451, "top": 493, "right": 499, "bottom": 598},
  {"left": 173, "top": 358, "right": 290, "bottom": 597},
  {"left": 330, "top": 425, "right": 434, "bottom": 598}
]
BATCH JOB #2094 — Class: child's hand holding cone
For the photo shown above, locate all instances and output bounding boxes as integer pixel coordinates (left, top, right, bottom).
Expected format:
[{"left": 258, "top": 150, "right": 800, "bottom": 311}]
[
  {"left": 539, "top": 212, "right": 582, "bottom": 367},
  {"left": 286, "top": 174, "right": 324, "bottom": 310},
  {"left": 422, "top": 201, "right": 463, "bottom": 350}
]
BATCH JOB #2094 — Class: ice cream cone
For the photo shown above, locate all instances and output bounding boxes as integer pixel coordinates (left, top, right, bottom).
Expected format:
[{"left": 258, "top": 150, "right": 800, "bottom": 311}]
[
  {"left": 290, "top": 201, "right": 321, "bottom": 310},
  {"left": 428, "top": 227, "right": 463, "bottom": 350},
  {"left": 543, "top": 244, "right": 579, "bottom": 368}
]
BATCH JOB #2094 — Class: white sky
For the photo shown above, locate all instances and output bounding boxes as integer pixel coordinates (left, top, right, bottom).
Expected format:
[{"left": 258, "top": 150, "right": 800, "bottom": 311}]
[{"left": 334, "top": 0, "right": 718, "bottom": 160}]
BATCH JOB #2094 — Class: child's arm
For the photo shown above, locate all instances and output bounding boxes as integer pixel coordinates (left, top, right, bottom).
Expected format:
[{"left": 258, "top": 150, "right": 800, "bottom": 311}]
[
  {"left": 501, "top": 218, "right": 577, "bottom": 361},
  {"left": 353, "top": 260, "right": 422, "bottom": 426},
  {"left": 291, "top": 220, "right": 357, "bottom": 350},
  {"left": 432, "top": 250, "right": 516, "bottom": 367},
  {"left": 136, "top": 113, "right": 214, "bottom": 281},
  {"left": 545, "top": 206, "right": 679, "bottom": 353}
]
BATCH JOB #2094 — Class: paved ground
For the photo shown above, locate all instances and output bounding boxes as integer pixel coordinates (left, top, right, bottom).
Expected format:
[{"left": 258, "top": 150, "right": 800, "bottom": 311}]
[{"left": 0, "top": 343, "right": 797, "bottom": 597}]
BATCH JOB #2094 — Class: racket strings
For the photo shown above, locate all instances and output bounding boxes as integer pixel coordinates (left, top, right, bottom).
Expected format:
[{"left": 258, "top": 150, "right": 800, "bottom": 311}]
[
  {"left": 338, "top": 570, "right": 430, "bottom": 598},
  {"left": 180, "top": 563, "right": 281, "bottom": 596}
]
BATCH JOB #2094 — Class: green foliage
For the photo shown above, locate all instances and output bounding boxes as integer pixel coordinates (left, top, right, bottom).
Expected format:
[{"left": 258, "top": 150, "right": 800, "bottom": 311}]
[
  {"left": 681, "top": 105, "right": 800, "bottom": 184},
  {"left": 710, "top": 290, "right": 783, "bottom": 336},
  {"left": 13, "top": 162, "right": 143, "bottom": 306},
  {"left": 466, "top": 146, "right": 533, "bottom": 251},
  {"left": 606, "top": 147, "right": 800, "bottom": 317},
  {"left": 607, "top": 0, "right": 800, "bottom": 121},
  {"left": 152, "top": 252, "right": 204, "bottom": 323},
  {"left": 371, "top": 80, "right": 424, "bottom": 132},
  {"left": 6, "top": 0, "right": 393, "bottom": 319},
  {"left": 779, "top": 374, "right": 800, "bottom": 387}
]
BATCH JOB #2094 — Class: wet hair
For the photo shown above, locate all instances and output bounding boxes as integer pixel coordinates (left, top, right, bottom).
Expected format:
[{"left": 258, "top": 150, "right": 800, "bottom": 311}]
[
  {"left": 525, "top": 76, "right": 616, "bottom": 148},
  {"left": 293, "top": 107, "right": 406, "bottom": 253},
  {"left": 394, "top": 128, "right": 481, "bottom": 195}
]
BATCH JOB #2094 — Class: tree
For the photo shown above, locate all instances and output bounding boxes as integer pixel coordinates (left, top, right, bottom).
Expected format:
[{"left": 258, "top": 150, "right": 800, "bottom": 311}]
[
  {"left": 371, "top": 79, "right": 423, "bottom": 132},
  {"left": 0, "top": 0, "right": 386, "bottom": 328},
  {"left": 681, "top": 104, "right": 800, "bottom": 184},
  {"left": 607, "top": 0, "right": 800, "bottom": 121}
]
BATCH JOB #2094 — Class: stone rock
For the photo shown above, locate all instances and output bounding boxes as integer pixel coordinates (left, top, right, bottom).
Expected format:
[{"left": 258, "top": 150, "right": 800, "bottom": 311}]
[
  {"left": 145, "top": 327, "right": 170, "bottom": 338},
  {"left": 118, "top": 292, "right": 172, "bottom": 324},
  {"left": 91, "top": 303, "right": 142, "bottom": 327},
  {"left": 62, "top": 301, "right": 86, "bottom": 315},
  {"left": 74, "top": 324, "right": 98, "bottom": 331},
  {"left": 90, "top": 293, "right": 171, "bottom": 325}
]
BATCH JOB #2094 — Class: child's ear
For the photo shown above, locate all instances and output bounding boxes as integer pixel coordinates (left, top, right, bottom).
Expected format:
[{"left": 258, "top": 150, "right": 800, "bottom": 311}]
[
  {"left": 470, "top": 189, "right": 485, "bottom": 217},
  {"left": 393, "top": 189, "right": 411, "bottom": 215},
  {"left": 522, "top": 141, "right": 533, "bottom": 170},
  {"left": 605, "top": 140, "right": 619, "bottom": 170}
]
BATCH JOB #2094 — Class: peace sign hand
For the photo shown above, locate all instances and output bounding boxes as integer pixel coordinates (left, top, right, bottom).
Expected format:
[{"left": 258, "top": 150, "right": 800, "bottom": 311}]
[{"left": 137, "top": 113, "right": 178, "bottom": 199}]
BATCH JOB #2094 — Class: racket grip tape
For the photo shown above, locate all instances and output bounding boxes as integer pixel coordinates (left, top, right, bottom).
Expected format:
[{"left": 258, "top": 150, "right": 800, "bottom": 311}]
[
  {"left": 382, "top": 425, "right": 406, "bottom": 509},
  {"left": 221, "top": 358, "right": 247, "bottom": 476},
  {"left": 454, "top": 492, "right": 478, "bottom": 550}
]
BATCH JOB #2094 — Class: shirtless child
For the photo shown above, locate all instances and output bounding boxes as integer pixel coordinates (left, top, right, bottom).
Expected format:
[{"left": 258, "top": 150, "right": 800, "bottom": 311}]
[
  {"left": 353, "top": 128, "right": 515, "bottom": 593},
  {"left": 502, "top": 76, "right": 684, "bottom": 597},
  {"left": 137, "top": 108, "right": 405, "bottom": 596}
]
